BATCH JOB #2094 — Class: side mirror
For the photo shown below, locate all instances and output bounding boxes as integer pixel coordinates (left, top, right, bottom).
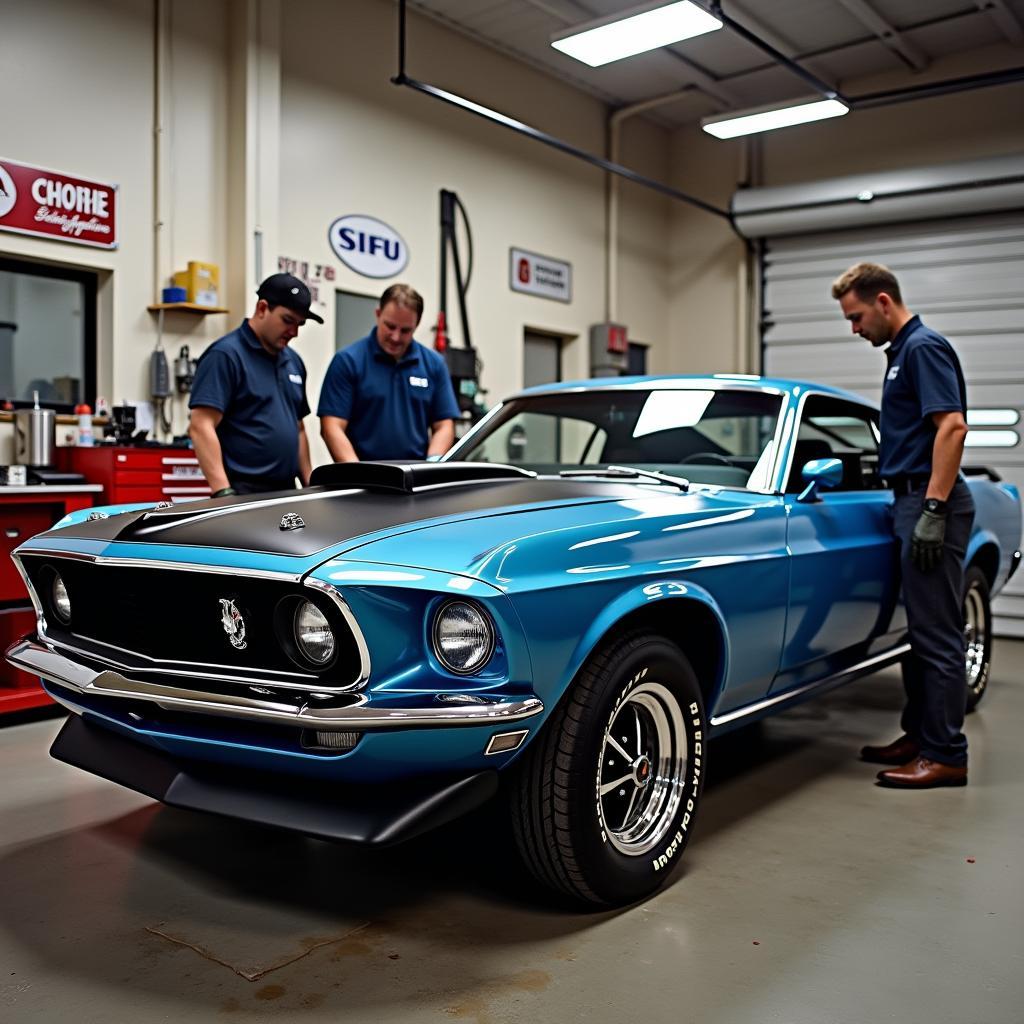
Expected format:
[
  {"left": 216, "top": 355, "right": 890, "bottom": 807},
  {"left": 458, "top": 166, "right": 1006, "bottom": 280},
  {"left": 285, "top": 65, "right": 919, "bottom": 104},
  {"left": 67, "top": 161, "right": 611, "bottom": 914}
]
[{"left": 797, "top": 457, "right": 843, "bottom": 503}]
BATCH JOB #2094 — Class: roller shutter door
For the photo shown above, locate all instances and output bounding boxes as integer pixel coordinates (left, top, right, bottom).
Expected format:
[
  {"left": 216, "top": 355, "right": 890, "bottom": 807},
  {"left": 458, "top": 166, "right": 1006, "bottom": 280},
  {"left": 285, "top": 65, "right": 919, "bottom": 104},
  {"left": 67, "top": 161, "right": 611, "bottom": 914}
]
[{"left": 762, "top": 213, "right": 1024, "bottom": 637}]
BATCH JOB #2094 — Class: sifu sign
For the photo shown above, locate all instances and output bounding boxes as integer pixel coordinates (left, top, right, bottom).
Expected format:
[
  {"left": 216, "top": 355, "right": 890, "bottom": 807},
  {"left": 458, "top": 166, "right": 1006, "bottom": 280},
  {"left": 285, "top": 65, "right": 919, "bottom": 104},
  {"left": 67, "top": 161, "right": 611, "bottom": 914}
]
[
  {"left": 328, "top": 214, "right": 409, "bottom": 279},
  {"left": 0, "top": 157, "right": 118, "bottom": 249}
]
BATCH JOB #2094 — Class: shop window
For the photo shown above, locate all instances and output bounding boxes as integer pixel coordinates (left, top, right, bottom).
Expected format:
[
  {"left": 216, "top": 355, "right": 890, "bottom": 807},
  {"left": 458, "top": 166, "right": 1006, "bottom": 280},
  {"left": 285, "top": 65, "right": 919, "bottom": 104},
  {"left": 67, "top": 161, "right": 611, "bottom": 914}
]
[{"left": 0, "top": 257, "right": 97, "bottom": 411}]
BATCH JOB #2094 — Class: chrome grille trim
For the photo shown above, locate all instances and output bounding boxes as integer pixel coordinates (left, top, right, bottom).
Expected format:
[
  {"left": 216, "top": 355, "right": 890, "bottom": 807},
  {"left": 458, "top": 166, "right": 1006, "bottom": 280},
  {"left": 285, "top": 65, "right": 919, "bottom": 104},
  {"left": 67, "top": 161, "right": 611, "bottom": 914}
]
[
  {"left": 8, "top": 638, "right": 543, "bottom": 731},
  {"left": 14, "top": 548, "right": 370, "bottom": 694}
]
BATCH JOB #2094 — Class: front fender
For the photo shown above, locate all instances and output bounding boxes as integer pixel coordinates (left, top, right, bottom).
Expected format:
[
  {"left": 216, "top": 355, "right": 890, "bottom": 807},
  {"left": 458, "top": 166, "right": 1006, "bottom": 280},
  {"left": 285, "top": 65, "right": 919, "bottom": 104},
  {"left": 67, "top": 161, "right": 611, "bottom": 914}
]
[{"left": 527, "top": 577, "right": 730, "bottom": 716}]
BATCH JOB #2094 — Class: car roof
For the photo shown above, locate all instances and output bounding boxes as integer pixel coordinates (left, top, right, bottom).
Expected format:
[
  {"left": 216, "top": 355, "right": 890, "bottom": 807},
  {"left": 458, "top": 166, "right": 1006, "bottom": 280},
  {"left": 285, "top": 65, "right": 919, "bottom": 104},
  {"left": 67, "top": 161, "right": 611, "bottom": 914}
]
[{"left": 512, "top": 374, "right": 875, "bottom": 408}]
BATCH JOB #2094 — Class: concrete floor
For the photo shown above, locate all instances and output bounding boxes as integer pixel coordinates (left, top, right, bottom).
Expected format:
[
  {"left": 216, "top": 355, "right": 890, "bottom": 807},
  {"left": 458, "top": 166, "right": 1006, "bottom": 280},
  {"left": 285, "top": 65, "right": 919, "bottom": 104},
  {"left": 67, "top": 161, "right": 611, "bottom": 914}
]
[{"left": 2, "top": 643, "right": 1022, "bottom": 1024}]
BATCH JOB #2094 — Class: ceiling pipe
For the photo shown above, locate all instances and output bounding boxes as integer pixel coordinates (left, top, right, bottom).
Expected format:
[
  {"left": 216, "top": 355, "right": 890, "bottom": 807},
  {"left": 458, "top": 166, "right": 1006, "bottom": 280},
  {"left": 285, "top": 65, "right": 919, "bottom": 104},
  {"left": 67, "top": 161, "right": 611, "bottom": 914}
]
[
  {"left": 391, "top": 0, "right": 733, "bottom": 224},
  {"left": 847, "top": 65, "right": 1024, "bottom": 109}
]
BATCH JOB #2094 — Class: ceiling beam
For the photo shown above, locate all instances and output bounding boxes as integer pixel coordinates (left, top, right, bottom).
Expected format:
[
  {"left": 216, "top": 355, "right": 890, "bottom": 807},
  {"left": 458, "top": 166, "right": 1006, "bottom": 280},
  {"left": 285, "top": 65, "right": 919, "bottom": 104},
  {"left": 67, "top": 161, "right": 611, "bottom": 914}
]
[
  {"left": 975, "top": 0, "right": 1024, "bottom": 44},
  {"left": 835, "top": 0, "right": 929, "bottom": 71}
]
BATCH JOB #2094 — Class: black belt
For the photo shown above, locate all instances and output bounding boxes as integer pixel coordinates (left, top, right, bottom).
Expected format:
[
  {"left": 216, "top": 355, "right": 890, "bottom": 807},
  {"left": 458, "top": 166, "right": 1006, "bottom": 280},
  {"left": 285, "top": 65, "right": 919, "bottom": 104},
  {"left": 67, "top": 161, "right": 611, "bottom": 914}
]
[{"left": 884, "top": 475, "right": 929, "bottom": 496}]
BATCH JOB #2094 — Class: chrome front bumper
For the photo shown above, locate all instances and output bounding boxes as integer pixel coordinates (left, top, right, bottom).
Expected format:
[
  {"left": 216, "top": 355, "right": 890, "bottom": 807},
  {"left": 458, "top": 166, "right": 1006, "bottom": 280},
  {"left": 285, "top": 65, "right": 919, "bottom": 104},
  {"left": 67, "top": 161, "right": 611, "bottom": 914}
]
[{"left": 6, "top": 638, "right": 544, "bottom": 731}]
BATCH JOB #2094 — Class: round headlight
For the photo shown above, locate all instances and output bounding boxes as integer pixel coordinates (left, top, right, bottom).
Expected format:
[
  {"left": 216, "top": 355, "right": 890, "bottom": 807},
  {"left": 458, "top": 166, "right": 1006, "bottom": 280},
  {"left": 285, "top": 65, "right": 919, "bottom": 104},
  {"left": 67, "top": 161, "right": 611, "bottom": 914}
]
[
  {"left": 52, "top": 573, "right": 71, "bottom": 623},
  {"left": 433, "top": 601, "right": 495, "bottom": 675},
  {"left": 293, "top": 600, "right": 335, "bottom": 665}
]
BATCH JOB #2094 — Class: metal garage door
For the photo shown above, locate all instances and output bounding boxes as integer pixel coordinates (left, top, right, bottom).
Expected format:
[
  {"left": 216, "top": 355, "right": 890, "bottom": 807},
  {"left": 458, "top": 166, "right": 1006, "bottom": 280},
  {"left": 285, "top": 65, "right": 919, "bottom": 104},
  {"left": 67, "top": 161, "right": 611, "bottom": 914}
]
[{"left": 761, "top": 213, "right": 1024, "bottom": 637}]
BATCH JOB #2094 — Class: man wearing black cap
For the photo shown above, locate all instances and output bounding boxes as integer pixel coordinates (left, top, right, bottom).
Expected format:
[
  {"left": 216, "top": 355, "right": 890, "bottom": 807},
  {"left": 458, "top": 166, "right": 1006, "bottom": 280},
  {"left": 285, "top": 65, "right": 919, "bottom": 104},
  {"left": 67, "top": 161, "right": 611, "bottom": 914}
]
[{"left": 189, "top": 273, "right": 323, "bottom": 495}]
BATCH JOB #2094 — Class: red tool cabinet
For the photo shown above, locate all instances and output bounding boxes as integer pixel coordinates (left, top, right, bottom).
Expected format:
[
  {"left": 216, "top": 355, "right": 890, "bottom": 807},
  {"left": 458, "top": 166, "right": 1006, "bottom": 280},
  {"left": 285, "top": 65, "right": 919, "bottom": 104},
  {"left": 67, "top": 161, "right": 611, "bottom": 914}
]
[
  {"left": 0, "top": 486, "right": 100, "bottom": 713},
  {"left": 58, "top": 445, "right": 212, "bottom": 504}
]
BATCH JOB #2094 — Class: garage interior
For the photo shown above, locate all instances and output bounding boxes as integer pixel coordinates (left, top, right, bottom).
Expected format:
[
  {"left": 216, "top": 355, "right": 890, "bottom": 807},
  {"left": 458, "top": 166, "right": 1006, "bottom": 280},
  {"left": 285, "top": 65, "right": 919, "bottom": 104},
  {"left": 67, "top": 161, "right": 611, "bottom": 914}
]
[{"left": 1, "top": 1, "right": 1022, "bottom": 1021}]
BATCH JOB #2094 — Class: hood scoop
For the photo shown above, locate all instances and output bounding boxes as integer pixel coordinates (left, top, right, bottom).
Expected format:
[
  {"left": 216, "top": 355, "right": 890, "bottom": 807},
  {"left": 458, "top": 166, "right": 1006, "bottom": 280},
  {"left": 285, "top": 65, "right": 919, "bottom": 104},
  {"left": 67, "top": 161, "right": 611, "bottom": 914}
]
[{"left": 308, "top": 460, "right": 535, "bottom": 492}]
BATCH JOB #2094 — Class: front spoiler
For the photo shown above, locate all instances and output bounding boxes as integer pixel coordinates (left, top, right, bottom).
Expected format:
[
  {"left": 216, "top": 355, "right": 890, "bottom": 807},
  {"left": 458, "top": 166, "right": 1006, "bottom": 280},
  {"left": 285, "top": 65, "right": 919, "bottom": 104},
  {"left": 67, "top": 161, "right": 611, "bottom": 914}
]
[
  {"left": 6, "top": 637, "right": 543, "bottom": 730},
  {"left": 51, "top": 714, "right": 498, "bottom": 845}
]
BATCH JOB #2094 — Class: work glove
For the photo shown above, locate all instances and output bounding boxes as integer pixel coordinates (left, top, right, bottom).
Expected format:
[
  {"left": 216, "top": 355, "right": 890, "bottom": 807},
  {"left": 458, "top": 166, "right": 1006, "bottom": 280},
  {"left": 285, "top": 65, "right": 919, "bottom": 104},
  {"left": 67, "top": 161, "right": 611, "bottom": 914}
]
[
  {"left": 212, "top": 486, "right": 237, "bottom": 498},
  {"left": 910, "top": 502, "right": 946, "bottom": 572}
]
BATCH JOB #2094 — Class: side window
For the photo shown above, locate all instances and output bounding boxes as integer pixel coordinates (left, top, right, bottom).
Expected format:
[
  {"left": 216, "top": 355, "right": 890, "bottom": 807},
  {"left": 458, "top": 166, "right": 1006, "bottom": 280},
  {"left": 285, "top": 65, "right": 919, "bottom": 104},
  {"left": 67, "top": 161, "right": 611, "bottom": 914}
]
[{"left": 787, "top": 396, "right": 882, "bottom": 492}]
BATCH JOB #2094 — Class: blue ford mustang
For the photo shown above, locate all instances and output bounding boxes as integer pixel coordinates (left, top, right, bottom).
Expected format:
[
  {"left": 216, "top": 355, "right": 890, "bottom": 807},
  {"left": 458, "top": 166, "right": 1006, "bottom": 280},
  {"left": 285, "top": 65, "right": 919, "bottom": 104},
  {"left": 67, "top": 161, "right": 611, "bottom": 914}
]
[{"left": 7, "top": 376, "right": 1021, "bottom": 906}]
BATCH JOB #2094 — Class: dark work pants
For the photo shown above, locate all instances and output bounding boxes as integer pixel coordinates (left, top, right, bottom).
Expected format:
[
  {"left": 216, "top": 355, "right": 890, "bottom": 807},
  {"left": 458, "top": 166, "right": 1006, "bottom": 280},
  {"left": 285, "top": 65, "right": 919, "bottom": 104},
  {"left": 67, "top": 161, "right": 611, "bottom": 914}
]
[{"left": 893, "top": 477, "right": 975, "bottom": 766}]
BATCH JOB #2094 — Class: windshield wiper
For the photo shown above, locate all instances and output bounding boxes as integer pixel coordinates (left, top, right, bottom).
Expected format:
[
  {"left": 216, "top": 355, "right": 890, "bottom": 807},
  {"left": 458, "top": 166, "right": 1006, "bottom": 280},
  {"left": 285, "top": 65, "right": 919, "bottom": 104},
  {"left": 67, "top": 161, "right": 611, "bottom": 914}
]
[{"left": 558, "top": 465, "right": 690, "bottom": 491}]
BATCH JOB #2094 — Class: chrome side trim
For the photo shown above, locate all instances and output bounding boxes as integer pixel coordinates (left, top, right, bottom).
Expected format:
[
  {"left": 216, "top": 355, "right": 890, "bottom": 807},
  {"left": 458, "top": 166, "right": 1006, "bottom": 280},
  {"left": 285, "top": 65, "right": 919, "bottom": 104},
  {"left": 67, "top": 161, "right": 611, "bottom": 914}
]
[
  {"left": 710, "top": 643, "right": 911, "bottom": 728},
  {"left": 7, "top": 639, "right": 543, "bottom": 730}
]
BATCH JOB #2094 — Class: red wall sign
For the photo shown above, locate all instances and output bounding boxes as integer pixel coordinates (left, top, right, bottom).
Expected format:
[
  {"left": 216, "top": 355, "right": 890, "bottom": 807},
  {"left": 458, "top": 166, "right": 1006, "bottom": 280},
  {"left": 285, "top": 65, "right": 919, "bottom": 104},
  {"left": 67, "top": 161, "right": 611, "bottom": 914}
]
[{"left": 0, "top": 157, "right": 118, "bottom": 249}]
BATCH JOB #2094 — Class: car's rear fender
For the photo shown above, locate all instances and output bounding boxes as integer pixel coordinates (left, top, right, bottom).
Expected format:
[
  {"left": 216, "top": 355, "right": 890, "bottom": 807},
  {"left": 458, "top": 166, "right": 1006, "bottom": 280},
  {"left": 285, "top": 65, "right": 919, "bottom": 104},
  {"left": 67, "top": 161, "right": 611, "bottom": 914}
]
[{"left": 966, "top": 532, "right": 1001, "bottom": 590}]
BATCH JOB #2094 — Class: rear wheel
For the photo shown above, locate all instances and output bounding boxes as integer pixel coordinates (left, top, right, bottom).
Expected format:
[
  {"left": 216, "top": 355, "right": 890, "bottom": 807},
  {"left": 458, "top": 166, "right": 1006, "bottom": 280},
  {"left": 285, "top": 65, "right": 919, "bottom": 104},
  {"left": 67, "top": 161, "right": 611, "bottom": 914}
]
[
  {"left": 510, "top": 631, "right": 706, "bottom": 907},
  {"left": 963, "top": 565, "right": 992, "bottom": 713}
]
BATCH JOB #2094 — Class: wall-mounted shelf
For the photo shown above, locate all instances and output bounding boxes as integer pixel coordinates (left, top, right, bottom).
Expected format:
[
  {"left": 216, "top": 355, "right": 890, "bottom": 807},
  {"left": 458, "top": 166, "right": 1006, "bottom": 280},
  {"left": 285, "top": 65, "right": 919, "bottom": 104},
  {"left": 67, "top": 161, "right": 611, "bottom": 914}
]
[{"left": 147, "top": 302, "right": 229, "bottom": 314}]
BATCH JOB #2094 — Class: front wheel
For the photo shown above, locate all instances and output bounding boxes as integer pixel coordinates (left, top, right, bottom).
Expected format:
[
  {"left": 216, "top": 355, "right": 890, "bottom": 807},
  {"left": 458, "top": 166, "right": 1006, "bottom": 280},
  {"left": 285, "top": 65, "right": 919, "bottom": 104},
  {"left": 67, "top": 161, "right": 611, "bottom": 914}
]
[
  {"left": 963, "top": 565, "right": 992, "bottom": 713},
  {"left": 510, "top": 632, "right": 706, "bottom": 907}
]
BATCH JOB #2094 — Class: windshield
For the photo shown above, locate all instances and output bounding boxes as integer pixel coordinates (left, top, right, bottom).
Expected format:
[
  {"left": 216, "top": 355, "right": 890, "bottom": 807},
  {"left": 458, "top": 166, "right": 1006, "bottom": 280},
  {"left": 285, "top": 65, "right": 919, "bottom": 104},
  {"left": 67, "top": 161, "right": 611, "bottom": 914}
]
[{"left": 450, "top": 387, "right": 784, "bottom": 490}]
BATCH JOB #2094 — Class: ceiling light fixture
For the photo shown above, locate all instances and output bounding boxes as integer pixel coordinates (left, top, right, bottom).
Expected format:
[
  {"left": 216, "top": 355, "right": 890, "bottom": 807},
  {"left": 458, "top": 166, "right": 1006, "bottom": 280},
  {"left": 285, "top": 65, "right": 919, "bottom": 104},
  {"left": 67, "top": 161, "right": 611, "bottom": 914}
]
[
  {"left": 551, "top": 1, "right": 723, "bottom": 68},
  {"left": 701, "top": 98, "right": 849, "bottom": 139}
]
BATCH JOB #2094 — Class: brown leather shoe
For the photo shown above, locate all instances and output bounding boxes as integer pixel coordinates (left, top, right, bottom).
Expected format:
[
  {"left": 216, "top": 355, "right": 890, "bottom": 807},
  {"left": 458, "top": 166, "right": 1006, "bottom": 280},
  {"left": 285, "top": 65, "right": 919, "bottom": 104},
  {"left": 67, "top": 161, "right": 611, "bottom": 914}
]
[
  {"left": 876, "top": 756, "right": 967, "bottom": 789},
  {"left": 860, "top": 735, "right": 920, "bottom": 765}
]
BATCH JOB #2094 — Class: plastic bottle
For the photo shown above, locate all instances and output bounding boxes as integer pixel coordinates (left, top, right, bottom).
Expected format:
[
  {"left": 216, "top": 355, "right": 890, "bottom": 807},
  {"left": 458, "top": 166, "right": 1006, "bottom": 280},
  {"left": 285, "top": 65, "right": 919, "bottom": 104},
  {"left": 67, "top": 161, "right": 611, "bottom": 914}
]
[{"left": 75, "top": 404, "right": 95, "bottom": 446}]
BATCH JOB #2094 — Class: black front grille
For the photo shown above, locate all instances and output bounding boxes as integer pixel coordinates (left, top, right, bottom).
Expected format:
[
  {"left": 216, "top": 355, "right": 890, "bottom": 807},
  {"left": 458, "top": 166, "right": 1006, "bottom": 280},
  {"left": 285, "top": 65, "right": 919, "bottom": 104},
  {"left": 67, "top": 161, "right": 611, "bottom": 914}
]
[{"left": 21, "top": 555, "right": 362, "bottom": 688}]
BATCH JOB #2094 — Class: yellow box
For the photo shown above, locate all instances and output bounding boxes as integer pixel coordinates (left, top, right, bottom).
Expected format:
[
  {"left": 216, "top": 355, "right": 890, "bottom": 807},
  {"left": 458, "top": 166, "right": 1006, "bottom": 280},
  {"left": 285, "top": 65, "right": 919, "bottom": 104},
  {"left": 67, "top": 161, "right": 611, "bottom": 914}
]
[{"left": 172, "top": 261, "right": 220, "bottom": 306}]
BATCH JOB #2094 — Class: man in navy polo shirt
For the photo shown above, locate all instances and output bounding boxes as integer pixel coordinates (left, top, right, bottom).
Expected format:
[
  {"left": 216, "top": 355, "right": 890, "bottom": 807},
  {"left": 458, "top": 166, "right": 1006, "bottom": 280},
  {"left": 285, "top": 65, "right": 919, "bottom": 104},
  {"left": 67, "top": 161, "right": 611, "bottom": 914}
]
[
  {"left": 318, "top": 284, "right": 459, "bottom": 462},
  {"left": 189, "top": 273, "right": 321, "bottom": 495},
  {"left": 832, "top": 262, "right": 973, "bottom": 789}
]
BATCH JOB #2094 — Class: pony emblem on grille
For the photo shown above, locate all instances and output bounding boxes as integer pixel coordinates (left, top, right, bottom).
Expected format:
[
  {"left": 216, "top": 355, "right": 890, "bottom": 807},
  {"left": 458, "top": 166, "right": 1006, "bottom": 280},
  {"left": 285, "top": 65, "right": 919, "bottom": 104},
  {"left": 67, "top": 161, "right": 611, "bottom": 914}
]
[
  {"left": 280, "top": 512, "right": 305, "bottom": 531},
  {"left": 218, "top": 598, "right": 247, "bottom": 650}
]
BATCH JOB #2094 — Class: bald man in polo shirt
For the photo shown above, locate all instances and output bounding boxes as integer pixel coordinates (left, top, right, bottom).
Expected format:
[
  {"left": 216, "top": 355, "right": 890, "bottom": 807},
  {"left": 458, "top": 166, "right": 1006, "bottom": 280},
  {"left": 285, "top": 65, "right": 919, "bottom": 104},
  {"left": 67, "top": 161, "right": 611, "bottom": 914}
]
[{"left": 318, "top": 284, "right": 459, "bottom": 462}]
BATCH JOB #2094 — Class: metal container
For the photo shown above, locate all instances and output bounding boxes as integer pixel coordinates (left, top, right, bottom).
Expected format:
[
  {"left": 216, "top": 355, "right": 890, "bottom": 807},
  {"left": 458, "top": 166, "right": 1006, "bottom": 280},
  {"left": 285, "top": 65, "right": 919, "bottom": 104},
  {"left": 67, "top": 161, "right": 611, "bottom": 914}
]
[{"left": 14, "top": 393, "right": 56, "bottom": 467}]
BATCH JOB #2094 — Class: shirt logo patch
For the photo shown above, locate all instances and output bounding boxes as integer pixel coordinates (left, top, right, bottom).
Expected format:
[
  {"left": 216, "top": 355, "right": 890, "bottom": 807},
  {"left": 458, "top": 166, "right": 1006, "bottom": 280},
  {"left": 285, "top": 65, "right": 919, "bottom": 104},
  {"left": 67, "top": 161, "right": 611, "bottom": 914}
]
[
  {"left": 409, "top": 375, "right": 429, "bottom": 388},
  {"left": 288, "top": 373, "right": 303, "bottom": 384},
  {"left": 886, "top": 364, "right": 900, "bottom": 381}
]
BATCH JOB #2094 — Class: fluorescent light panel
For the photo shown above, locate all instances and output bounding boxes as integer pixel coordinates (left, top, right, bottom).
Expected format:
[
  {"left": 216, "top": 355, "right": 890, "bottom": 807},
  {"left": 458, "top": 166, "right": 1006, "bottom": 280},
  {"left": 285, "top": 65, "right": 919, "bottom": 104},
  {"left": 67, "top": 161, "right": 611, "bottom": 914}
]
[
  {"left": 702, "top": 98, "right": 849, "bottom": 139},
  {"left": 551, "top": 1, "right": 722, "bottom": 68},
  {"left": 966, "top": 408, "right": 1020, "bottom": 427},
  {"left": 964, "top": 430, "right": 1019, "bottom": 448}
]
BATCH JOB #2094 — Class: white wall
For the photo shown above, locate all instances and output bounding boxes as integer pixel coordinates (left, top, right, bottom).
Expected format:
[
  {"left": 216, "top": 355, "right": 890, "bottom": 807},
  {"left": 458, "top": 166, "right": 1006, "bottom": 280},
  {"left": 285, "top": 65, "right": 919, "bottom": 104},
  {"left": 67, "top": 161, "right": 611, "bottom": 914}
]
[
  {"left": 0, "top": 0, "right": 230, "bottom": 454},
  {"left": 278, "top": 0, "right": 672, "bottom": 460},
  {"left": 0, "top": 0, "right": 673, "bottom": 469},
  {"left": 0, "top": 0, "right": 1020, "bottom": 470}
]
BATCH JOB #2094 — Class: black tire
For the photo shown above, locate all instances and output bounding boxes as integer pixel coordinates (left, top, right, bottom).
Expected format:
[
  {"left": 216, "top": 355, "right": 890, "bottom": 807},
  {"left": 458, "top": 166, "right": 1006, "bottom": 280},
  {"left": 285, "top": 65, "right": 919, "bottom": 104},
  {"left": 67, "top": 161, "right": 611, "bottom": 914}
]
[
  {"left": 963, "top": 565, "right": 992, "bottom": 713},
  {"left": 510, "top": 631, "right": 706, "bottom": 907}
]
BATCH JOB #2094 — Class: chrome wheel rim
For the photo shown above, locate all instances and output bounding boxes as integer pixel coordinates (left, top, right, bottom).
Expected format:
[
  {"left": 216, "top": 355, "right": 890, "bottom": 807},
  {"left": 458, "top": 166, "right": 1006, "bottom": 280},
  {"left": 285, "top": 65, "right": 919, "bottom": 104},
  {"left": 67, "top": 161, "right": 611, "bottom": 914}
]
[
  {"left": 598, "top": 680, "right": 687, "bottom": 857},
  {"left": 963, "top": 583, "right": 988, "bottom": 692}
]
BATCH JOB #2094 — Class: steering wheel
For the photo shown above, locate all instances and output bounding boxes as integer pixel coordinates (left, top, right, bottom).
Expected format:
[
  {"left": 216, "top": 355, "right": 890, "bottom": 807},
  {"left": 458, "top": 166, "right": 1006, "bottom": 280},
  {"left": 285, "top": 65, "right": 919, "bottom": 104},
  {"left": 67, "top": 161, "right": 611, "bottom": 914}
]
[{"left": 679, "top": 452, "right": 733, "bottom": 466}]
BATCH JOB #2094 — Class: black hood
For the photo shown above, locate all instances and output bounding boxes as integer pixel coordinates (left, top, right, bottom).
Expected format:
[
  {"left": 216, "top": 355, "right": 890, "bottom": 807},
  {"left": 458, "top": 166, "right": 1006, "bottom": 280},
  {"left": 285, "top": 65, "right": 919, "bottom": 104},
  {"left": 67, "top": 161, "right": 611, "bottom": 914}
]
[{"left": 45, "top": 462, "right": 641, "bottom": 558}]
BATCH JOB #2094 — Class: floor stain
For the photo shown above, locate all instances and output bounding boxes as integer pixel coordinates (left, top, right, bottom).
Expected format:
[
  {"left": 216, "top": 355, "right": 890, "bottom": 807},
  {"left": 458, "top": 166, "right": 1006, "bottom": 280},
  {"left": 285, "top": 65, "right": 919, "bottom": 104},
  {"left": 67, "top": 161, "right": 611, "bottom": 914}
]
[
  {"left": 219, "top": 996, "right": 241, "bottom": 1013},
  {"left": 329, "top": 938, "right": 373, "bottom": 960},
  {"left": 444, "top": 969, "right": 552, "bottom": 1024},
  {"left": 255, "top": 984, "right": 286, "bottom": 1001},
  {"left": 299, "top": 993, "right": 326, "bottom": 1008}
]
